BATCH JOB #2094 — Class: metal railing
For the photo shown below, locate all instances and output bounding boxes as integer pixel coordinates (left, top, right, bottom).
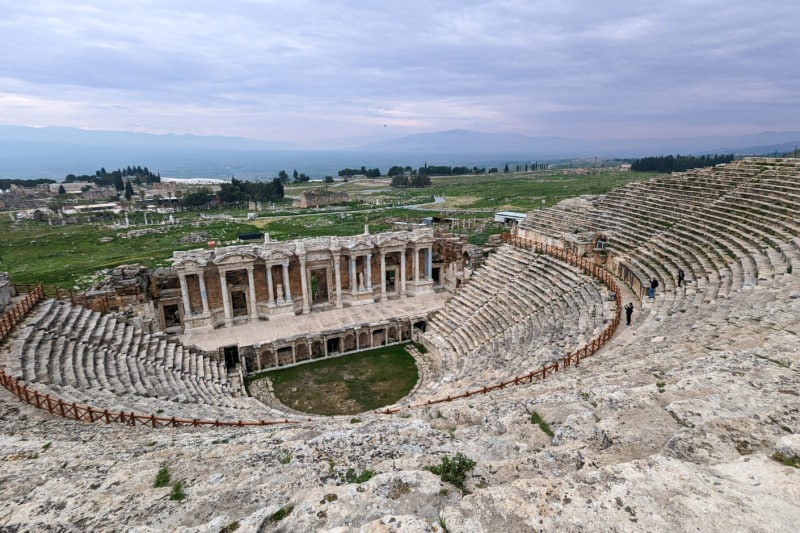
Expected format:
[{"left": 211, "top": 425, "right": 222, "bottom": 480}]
[
  {"left": 0, "top": 285, "right": 45, "bottom": 341},
  {"left": 0, "top": 287, "right": 309, "bottom": 427}
]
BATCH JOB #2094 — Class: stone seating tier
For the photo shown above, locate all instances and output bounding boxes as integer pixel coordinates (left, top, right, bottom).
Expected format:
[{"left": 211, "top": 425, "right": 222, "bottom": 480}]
[
  {"left": 411, "top": 243, "right": 610, "bottom": 402},
  {"left": 7, "top": 299, "right": 283, "bottom": 421},
  {"left": 550, "top": 160, "right": 800, "bottom": 302}
]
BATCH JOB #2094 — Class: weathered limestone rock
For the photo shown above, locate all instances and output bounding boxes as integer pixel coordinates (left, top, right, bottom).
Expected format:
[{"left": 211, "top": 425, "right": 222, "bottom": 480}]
[{"left": 775, "top": 434, "right": 800, "bottom": 459}]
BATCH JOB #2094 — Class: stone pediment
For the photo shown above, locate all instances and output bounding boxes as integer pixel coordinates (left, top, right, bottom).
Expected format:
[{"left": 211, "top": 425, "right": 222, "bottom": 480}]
[
  {"left": 409, "top": 234, "right": 434, "bottom": 246},
  {"left": 173, "top": 256, "right": 208, "bottom": 270},
  {"left": 376, "top": 235, "right": 407, "bottom": 248},
  {"left": 213, "top": 251, "right": 258, "bottom": 266},
  {"left": 261, "top": 248, "right": 294, "bottom": 262},
  {"left": 348, "top": 239, "right": 375, "bottom": 253},
  {"left": 172, "top": 250, "right": 212, "bottom": 270}
]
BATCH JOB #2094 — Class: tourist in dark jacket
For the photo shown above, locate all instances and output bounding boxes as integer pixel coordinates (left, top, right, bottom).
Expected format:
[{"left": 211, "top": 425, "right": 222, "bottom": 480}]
[
  {"left": 624, "top": 302, "right": 634, "bottom": 325},
  {"left": 648, "top": 278, "right": 658, "bottom": 298}
]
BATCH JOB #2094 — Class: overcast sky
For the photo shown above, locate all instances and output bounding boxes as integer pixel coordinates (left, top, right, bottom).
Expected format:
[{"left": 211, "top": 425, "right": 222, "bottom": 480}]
[{"left": 1, "top": 1, "right": 798, "bottom": 146}]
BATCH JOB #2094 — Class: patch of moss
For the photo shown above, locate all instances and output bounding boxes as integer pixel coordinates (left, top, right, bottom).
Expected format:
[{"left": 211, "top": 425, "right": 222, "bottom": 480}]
[
  {"left": 270, "top": 504, "right": 294, "bottom": 522},
  {"left": 771, "top": 451, "right": 800, "bottom": 468}
]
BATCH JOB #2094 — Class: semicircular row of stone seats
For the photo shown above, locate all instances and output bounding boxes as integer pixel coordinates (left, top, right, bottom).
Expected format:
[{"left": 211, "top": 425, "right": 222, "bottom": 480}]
[
  {"left": 410, "top": 243, "right": 613, "bottom": 402},
  {"left": 518, "top": 158, "right": 800, "bottom": 315},
  {"left": 4, "top": 299, "right": 287, "bottom": 422}
]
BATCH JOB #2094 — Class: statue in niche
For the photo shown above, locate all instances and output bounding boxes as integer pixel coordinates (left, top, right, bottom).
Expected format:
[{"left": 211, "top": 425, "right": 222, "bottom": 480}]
[
  {"left": 358, "top": 272, "right": 365, "bottom": 290},
  {"left": 276, "top": 283, "right": 284, "bottom": 302}
]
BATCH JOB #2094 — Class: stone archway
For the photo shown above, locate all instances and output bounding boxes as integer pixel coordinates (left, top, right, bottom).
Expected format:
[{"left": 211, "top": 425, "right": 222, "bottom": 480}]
[
  {"left": 296, "top": 342, "right": 310, "bottom": 361},
  {"left": 358, "top": 331, "right": 369, "bottom": 349},
  {"left": 343, "top": 334, "right": 356, "bottom": 352}
]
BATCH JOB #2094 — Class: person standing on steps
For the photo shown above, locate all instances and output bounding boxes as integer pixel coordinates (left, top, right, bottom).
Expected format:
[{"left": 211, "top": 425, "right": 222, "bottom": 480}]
[
  {"left": 677, "top": 268, "right": 685, "bottom": 287},
  {"left": 648, "top": 278, "right": 659, "bottom": 298},
  {"left": 624, "top": 302, "right": 634, "bottom": 325}
]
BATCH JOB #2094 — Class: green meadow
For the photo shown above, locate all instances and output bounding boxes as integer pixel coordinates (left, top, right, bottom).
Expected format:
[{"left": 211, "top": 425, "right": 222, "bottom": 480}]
[{"left": 1, "top": 169, "right": 655, "bottom": 288}]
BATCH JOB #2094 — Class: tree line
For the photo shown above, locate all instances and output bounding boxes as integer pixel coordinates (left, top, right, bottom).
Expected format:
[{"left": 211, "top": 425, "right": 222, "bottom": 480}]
[
  {"left": 277, "top": 169, "right": 313, "bottom": 183},
  {"left": 64, "top": 165, "right": 161, "bottom": 188},
  {"left": 0, "top": 178, "right": 56, "bottom": 189},
  {"left": 338, "top": 167, "right": 381, "bottom": 178},
  {"left": 182, "top": 178, "right": 284, "bottom": 208},
  {"left": 631, "top": 154, "right": 735, "bottom": 173}
]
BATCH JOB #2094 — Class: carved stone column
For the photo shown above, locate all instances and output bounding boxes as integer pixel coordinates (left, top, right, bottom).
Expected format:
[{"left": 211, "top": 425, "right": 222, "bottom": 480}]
[
  {"left": 198, "top": 273, "right": 210, "bottom": 315},
  {"left": 282, "top": 263, "right": 291, "bottom": 302},
  {"left": 299, "top": 256, "right": 310, "bottom": 314},
  {"left": 365, "top": 253, "right": 372, "bottom": 290},
  {"left": 178, "top": 273, "right": 192, "bottom": 318},
  {"left": 333, "top": 254, "right": 343, "bottom": 308},
  {"left": 413, "top": 246, "right": 420, "bottom": 282},
  {"left": 380, "top": 251, "right": 387, "bottom": 301},
  {"left": 266, "top": 265, "right": 275, "bottom": 306},
  {"left": 219, "top": 270, "right": 232, "bottom": 326},
  {"left": 246, "top": 266, "right": 258, "bottom": 319},
  {"left": 400, "top": 250, "right": 407, "bottom": 297}
]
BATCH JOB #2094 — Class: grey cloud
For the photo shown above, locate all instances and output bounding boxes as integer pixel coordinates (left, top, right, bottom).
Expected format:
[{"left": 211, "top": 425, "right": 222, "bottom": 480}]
[{"left": 1, "top": 0, "right": 799, "bottom": 142}]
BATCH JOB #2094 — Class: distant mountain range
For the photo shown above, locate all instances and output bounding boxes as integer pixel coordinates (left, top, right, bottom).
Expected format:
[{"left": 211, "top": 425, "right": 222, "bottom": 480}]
[
  {"left": 358, "top": 129, "right": 800, "bottom": 158},
  {"left": 1, "top": 125, "right": 799, "bottom": 180},
  {"left": 0, "top": 125, "right": 297, "bottom": 151}
]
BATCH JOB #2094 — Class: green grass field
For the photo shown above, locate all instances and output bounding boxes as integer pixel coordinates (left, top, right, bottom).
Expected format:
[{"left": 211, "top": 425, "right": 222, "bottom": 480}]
[
  {"left": 0, "top": 213, "right": 260, "bottom": 288},
  {"left": 247, "top": 344, "right": 418, "bottom": 415},
  {"left": 427, "top": 169, "right": 652, "bottom": 210},
  {"left": 1, "top": 169, "right": 658, "bottom": 288}
]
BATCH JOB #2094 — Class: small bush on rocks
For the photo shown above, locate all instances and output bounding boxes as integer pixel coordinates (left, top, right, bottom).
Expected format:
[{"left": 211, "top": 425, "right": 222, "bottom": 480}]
[
  {"left": 169, "top": 480, "right": 185, "bottom": 501},
  {"left": 154, "top": 465, "right": 171, "bottom": 488},
  {"left": 343, "top": 468, "right": 376, "bottom": 484},
  {"left": 270, "top": 504, "right": 294, "bottom": 522},
  {"left": 220, "top": 520, "right": 239, "bottom": 533},
  {"left": 530, "top": 411, "right": 554, "bottom": 437},
  {"left": 425, "top": 453, "right": 476, "bottom": 493}
]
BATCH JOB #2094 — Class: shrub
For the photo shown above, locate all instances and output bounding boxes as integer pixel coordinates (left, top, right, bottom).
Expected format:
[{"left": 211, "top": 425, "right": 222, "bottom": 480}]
[
  {"left": 153, "top": 465, "right": 171, "bottom": 488},
  {"left": 439, "top": 511, "right": 449, "bottom": 533},
  {"left": 530, "top": 411, "right": 554, "bottom": 437},
  {"left": 220, "top": 521, "right": 240, "bottom": 533},
  {"left": 270, "top": 504, "right": 294, "bottom": 522},
  {"left": 344, "top": 468, "right": 376, "bottom": 484},
  {"left": 424, "top": 453, "right": 476, "bottom": 492},
  {"left": 169, "top": 480, "right": 186, "bottom": 501}
]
